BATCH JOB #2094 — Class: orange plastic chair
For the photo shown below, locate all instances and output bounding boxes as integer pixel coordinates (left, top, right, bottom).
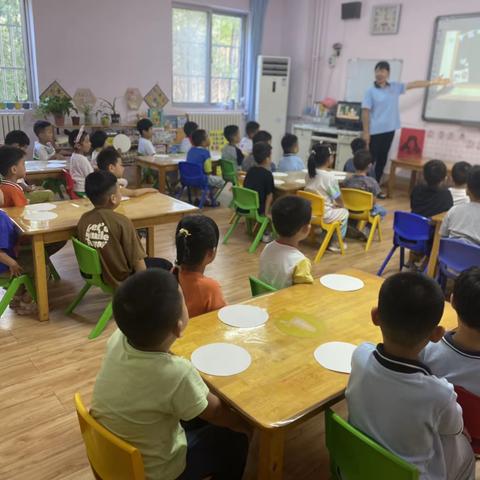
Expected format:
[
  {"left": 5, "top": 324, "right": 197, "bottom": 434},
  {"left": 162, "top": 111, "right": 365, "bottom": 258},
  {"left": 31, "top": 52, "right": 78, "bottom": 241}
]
[
  {"left": 297, "top": 190, "right": 345, "bottom": 263},
  {"left": 74, "top": 393, "right": 145, "bottom": 480},
  {"left": 454, "top": 386, "right": 480, "bottom": 455},
  {"left": 341, "top": 188, "right": 383, "bottom": 252}
]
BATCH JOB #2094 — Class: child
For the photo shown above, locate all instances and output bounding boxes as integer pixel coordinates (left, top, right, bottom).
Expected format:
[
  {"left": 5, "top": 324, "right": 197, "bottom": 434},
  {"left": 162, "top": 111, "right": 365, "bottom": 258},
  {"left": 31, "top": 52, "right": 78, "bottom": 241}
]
[
  {"left": 440, "top": 165, "right": 480, "bottom": 245},
  {"left": 69, "top": 128, "right": 93, "bottom": 195},
  {"left": 33, "top": 120, "right": 63, "bottom": 161},
  {"left": 343, "top": 149, "right": 387, "bottom": 219},
  {"left": 4, "top": 130, "right": 30, "bottom": 152},
  {"left": 186, "top": 129, "right": 224, "bottom": 192},
  {"left": 0, "top": 146, "right": 28, "bottom": 207},
  {"left": 180, "top": 121, "right": 198, "bottom": 154},
  {"left": 174, "top": 215, "right": 226, "bottom": 317},
  {"left": 78, "top": 171, "right": 172, "bottom": 289},
  {"left": 137, "top": 118, "right": 156, "bottom": 156},
  {"left": 221, "top": 125, "right": 244, "bottom": 167},
  {"left": 259, "top": 195, "right": 314, "bottom": 289},
  {"left": 449, "top": 161, "right": 471, "bottom": 206},
  {"left": 345, "top": 272, "right": 475, "bottom": 480},
  {"left": 239, "top": 120, "right": 260, "bottom": 155},
  {"left": 91, "top": 269, "right": 249, "bottom": 480},
  {"left": 96, "top": 147, "right": 157, "bottom": 197},
  {"left": 278, "top": 133, "right": 304, "bottom": 172},
  {"left": 410, "top": 159, "right": 453, "bottom": 218},
  {"left": 343, "top": 137, "right": 375, "bottom": 178},
  {"left": 423, "top": 267, "right": 480, "bottom": 396},
  {"left": 90, "top": 130, "right": 108, "bottom": 168},
  {"left": 244, "top": 142, "right": 275, "bottom": 218},
  {"left": 241, "top": 130, "right": 272, "bottom": 172},
  {"left": 305, "top": 143, "right": 348, "bottom": 252}
]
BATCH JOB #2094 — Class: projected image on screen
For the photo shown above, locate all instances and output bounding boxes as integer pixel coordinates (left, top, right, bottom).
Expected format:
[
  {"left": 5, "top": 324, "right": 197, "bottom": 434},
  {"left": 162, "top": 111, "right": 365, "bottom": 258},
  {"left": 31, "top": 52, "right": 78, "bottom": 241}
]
[{"left": 423, "top": 13, "right": 480, "bottom": 125}]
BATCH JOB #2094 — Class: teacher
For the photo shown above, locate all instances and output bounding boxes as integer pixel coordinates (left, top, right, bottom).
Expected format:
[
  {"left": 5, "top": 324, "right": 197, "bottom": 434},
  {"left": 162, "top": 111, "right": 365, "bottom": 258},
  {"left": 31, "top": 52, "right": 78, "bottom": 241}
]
[{"left": 361, "top": 61, "right": 449, "bottom": 190}]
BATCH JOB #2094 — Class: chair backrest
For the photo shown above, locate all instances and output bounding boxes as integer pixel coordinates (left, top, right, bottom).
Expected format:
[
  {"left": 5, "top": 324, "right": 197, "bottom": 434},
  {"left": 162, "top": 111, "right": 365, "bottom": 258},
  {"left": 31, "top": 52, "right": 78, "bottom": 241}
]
[
  {"left": 454, "top": 386, "right": 480, "bottom": 454},
  {"left": 391, "top": 211, "right": 433, "bottom": 254},
  {"left": 62, "top": 169, "right": 80, "bottom": 199},
  {"left": 249, "top": 276, "right": 277, "bottom": 297},
  {"left": 74, "top": 393, "right": 145, "bottom": 480},
  {"left": 220, "top": 159, "right": 238, "bottom": 184},
  {"left": 297, "top": 190, "right": 325, "bottom": 218},
  {"left": 325, "top": 409, "right": 419, "bottom": 480},
  {"left": 438, "top": 238, "right": 480, "bottom": 277},
  {"left": 71, "top": 237, "right": 106, "bottom": 288},
  {"left": 232, "top": 186, "right": 260, "bottom": 211},
  {"left": 178, "top": 161, "right": 208, "bottom": 188},
  {"left": 341, "top": 188, "right": 374, "bottom": 217}
]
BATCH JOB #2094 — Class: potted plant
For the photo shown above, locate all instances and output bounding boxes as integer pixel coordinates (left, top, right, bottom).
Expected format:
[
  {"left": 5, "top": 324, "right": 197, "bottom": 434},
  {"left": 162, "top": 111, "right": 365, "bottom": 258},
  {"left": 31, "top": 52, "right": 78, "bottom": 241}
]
[
  {"left": 79, "top": 104, "right": 93, "bottom": 125},
  {"left": 97, "top": 97, "right": 120, "bottom": 124},
  {"left": 38, "top": 96, "right": 76, "bottom": 126}
]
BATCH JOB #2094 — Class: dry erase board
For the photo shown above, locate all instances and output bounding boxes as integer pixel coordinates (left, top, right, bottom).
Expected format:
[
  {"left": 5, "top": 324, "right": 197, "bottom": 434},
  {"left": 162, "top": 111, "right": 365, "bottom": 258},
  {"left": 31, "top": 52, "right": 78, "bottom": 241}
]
[{"left": 345, "top": 58, "right": 403, "bottom": 102}]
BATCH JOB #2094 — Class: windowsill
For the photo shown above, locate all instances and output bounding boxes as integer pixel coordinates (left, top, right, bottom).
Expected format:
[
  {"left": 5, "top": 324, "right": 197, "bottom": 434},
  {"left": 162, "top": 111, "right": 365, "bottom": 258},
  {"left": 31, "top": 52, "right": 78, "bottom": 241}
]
[{"left": 170, "top": 104, "right": 247, "bottom": 114}]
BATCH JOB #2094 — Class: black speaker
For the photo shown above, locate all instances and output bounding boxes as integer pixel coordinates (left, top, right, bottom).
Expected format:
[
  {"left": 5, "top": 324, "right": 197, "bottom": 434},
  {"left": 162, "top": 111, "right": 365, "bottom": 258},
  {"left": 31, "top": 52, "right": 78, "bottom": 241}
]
[{"left": 342, "top": 2, "right": 362, "bottom": 19}]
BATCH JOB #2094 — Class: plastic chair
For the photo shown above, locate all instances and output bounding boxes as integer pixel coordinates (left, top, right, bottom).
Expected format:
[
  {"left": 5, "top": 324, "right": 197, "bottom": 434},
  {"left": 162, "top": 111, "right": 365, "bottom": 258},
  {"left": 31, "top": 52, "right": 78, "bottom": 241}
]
[
  {"left": 297, "top": 190, "right": 345, "bottom": 263},
  {"left": 249, "top": 276, "right": 277, "bottom": 297},
  {"left": 377, "top": 211, "right": 433, "bottom": 276},
  {"left": 176, "top": 162, "right": 214, "bottom": 208},
  {"left": 74, "top": 393, "right": 145, "bottom": 480},
  {"left": 0, "top": 274, "right": 36, "bottom": 317},
  {"left": 341, "top": 188, "right": 383, "bottom": 252},
  {"left": 437, "top": 238, "right": 480, "bottom": 290},
  {"left": 223, "top": 186, "right": 271, "bottom": 254},
  {"left": 215, "top": 159, "right": 238, "bottom": 200},
  {"left": 454, "top": 386, "right": 480, "bottom": 455},
  {"left": 65, "top": 238, "right": 114, "bottom": 339},
  {"left": 325, "top": 409, "right": 419, "bottom": 480}
]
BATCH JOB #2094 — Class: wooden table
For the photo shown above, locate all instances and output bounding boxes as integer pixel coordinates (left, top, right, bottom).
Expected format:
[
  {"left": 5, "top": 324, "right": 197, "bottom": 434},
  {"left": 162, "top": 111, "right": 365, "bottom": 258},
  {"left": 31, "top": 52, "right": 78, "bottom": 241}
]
[
  {"left": 2, "top": 193, "right": 197, "bottom": 321},
  {"left": 25, "top": 160, "right": 67, "bottom": 183},
  {"left": 387, "top": 157, "right": 454, "bottom": 198},
  {"left": 173, "top": 268, "right": 456, "bottom": 479},
  {"left": 426, "top": 212, "right": 447, "bottom": 278}
]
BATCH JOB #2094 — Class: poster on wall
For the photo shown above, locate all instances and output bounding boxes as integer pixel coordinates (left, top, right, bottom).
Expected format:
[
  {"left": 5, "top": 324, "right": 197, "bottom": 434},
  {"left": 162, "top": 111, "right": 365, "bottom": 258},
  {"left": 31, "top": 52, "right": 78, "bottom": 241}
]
[
  {"left": 40, "top": 81, "right": 71, "bottom": 100},
  {"left": 144, "top": 84, "right": 169, "bottom": 110},
  {"left": 397, "top": 127, "right": 426, "bottom": 158}
]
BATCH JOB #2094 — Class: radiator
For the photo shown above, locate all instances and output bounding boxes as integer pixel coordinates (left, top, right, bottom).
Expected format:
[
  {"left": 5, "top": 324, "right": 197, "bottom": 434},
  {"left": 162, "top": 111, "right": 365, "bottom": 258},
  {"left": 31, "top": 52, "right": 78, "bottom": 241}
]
[{"left": 0, "top": 113, "right": 24, "bottom": 143}]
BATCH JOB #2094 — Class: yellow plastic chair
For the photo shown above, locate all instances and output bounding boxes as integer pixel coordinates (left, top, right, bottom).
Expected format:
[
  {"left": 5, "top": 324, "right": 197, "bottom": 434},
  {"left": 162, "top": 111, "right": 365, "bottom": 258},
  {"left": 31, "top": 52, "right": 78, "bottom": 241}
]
[
  {"left": 341, "top": 188, "right": 383, "bottom": 252},
  {"left": 297, "top": 190, "right": 345, "bottom": 263},
  {"left": 74, "top": 393, "right": 145, "bottom": 480}
]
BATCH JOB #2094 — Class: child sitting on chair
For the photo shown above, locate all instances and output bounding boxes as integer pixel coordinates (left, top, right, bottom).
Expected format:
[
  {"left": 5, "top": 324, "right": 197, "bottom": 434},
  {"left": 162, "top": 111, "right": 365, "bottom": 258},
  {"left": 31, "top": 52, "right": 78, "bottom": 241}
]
[
  {"left": 69, "top": 128, "right": 93, "bottom": 196},
  {"left": 241, "top": 130, "right": 272, "bottom": 172},
  {"left": 90, "top": 130, "right": 108, "bottom": 168},
  {"left": 449, "top": 161, "right": 471, "bottom": 207},
  {"left": 239, "top": 120, "right": 260, "bottom": 155},
  {"left": 221, "top": 125, "right": 244, "bottom": 167},
  {"left": 0, "top": 146, "right": 28, "bottom": 207},
  {"left": 343, "top": 137, "right": 375, "bottom": 178},
  {"left": 346, "top": 272, "right": 475, "bottom": 480},
  {"left": 91, "top": 269, "right": 249, "bottom": 480},
  {"left": 173, "top": 215, "right": 226, "bottom": 317},
  {"left": 33, "top": 120, "right": 64, "bottom": 161},
  {"left": 179, "top": 121, "right": 198, "bottom": 154},
  {"left": 259, "top": 195, "right": 313, "bottom": 289},
  {"left": 278, "top": 133, "right": 304, "bottom": 172},
  {"left": 137, "top": 118, "right": 156, "bottom": 156}
]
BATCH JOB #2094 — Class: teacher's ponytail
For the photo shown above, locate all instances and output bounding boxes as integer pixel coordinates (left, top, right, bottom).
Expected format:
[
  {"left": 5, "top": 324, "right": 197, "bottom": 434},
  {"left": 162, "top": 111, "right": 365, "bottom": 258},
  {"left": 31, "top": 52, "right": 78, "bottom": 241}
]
[{"left": 307, "top": 143, "right": 334, "bottom": 178}]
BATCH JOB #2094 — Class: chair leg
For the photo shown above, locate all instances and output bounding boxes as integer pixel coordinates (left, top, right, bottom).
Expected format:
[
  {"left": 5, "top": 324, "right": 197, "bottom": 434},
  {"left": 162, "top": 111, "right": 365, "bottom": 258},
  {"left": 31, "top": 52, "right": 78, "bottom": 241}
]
[
  {"left": 365, "top": 218, "right": 378, "bottom": 252},
  {"left": 249, "top": 219, "right": 269, "bottom": 253},
  {"left": 199, "top": 189, "right": 207, "bottom": 209},
  {"left": 187, "top": 187, "right": 192, "bottom": 204},
  {"left": 228, "top": 211, "right": 236, "bottom": 224},
  {"left": 88, "top": 301, "right": 113, "bottom": 340},
  {"left": 315, "top": 226, "right": 335, "bottom": 263},
  {"left": 47, "top": 258, "right": 61, "bottom": 281},
  {"left": 214, "top": 180, "right": 228, "bottom": 200},
  {"left": 377, "top": 220, "right": 383, "bottom": 241},
  {"left": 335, "top": 225, "right": 345, "bottom": 254},
  {"left": 399, "top": 247, "right": 405, "bottom": 271},
  {"left": 223, "top": 215, "right": 241, "bottom": 244},
  {"left": 23, "top": 275, "right": 37, "bottom": 302},
  {"left": 0, "top": 277, "right": 22, "bottom": 317},
  {"left": 65, "top": 283, "right": 92, "bottom": 315},
  {"left": 377, "top": 245, "right": 397, "bottom": 276}
]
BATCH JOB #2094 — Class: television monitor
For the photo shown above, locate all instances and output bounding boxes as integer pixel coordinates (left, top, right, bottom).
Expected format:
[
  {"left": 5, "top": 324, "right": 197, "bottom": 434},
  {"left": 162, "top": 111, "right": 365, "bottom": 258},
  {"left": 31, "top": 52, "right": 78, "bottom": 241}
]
[{"left": 335, "top": 101, "right": 362, "bottom": 130}]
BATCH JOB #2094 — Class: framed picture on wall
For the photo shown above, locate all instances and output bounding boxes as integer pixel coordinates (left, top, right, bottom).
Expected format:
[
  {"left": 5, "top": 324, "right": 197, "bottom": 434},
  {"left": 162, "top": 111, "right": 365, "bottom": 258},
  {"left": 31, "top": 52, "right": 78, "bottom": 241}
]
[{"left": 371, "top": 4, "right": 402, "bottom": 35}]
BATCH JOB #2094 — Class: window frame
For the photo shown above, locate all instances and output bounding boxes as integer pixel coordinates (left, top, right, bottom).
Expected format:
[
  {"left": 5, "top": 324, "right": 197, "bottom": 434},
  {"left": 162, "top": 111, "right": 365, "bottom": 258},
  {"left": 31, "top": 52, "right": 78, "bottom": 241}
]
[{"left": 172, "top": 3, "right": 247, "bottom": 108}]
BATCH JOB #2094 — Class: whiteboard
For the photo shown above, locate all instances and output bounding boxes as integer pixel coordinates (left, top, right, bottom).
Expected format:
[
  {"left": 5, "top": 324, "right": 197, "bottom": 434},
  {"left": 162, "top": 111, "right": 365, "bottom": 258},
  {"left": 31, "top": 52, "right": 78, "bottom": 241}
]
[{"left": 345, "top": 59, "right": 403, "bottom": 102}]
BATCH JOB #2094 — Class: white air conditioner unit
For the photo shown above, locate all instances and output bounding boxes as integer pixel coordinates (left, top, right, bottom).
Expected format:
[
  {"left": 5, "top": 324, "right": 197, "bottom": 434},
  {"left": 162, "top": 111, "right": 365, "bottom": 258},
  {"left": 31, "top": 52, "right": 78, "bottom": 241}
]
[{"left": 254, "top": 56, "right": 291, "bottom": 165}]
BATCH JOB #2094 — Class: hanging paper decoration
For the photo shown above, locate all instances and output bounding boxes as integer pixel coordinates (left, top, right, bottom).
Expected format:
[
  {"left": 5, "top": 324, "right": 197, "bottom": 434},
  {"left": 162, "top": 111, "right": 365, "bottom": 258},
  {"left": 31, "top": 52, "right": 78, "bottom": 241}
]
[
  {"left": 125, "top": 88, "right": 143, "bottom": 110},
  {"left": 73, "top": 88, "right": 97, "bottom": 111},
  {"left": 40, "top": 81, "right": 71, "bottom": 101},
  {"left": 144, "top": 84, "right": 169, "bottom": 110}
]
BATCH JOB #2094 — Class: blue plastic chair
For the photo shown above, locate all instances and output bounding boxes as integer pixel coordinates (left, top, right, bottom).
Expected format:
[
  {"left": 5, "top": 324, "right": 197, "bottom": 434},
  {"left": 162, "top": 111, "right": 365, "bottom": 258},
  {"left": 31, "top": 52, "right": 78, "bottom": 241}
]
[
  {"left": 377, "top": 211, "right": 434, "bottom": 276},
  {"left": 176, "top": 162, "right": 214, "bottom": 208},
  {"left": 437, "top": 238, "right": 480, "bottom": 290}
]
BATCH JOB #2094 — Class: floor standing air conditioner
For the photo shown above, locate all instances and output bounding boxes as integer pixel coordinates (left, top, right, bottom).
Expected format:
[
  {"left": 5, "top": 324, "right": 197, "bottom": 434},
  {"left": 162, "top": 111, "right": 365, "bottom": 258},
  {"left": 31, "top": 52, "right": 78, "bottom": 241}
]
[{"left": 255, "top": 56, "right": 291, "bottom": 165}]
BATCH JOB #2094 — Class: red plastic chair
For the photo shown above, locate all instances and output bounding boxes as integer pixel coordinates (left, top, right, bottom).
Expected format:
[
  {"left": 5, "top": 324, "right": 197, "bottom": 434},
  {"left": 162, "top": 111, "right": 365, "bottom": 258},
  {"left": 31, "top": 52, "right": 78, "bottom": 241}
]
[
  {"left": 454, "top": 385, "right": 480, "bottom": 454},
  {"left": 62, "top": 169, "right": 80, "bottom": 200}
]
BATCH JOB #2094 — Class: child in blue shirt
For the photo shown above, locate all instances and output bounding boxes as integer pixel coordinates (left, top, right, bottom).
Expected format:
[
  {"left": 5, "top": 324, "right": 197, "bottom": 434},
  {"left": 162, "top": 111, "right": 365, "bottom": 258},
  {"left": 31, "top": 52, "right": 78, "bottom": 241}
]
[
  {"left": 343, "top": 137, "right": 375, "bottom": 178},
  {"left": 278, "top": 133, "right": 304, "bottom": 172}
]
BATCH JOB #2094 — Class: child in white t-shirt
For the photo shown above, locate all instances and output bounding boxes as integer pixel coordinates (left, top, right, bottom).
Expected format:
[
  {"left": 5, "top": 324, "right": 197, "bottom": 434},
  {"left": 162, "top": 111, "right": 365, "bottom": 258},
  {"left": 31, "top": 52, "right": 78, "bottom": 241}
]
[
  {"left": 449, "top": 161, "right": 471, "bottom": 206},
  {"left": 137, "top": 118, "right": 156, "bottom": 156},
  {"left": 33, "top": 120, "right": 63, "bottom": 161},
  {"left": 239, "top": 121, "right": 260, "bottom": 155},
  {"left": 90, "top": 130, "right": 108, "bottom": 168},
  {"left": 179, "top": 121, "right": 198, "bottom": 154},
  {"left": 69, "top": 128, "right": 93, "bottom": 194}
]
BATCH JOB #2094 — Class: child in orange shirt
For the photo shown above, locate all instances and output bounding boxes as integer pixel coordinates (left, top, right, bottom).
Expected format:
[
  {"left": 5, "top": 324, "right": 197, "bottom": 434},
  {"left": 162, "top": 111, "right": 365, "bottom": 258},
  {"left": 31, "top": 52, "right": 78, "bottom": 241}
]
[
  {"left": 174, "top": 215, "right": 226, "bottom": 317},
  {"left": 0, "top": 146, "right": 28, "bottom": 207}
]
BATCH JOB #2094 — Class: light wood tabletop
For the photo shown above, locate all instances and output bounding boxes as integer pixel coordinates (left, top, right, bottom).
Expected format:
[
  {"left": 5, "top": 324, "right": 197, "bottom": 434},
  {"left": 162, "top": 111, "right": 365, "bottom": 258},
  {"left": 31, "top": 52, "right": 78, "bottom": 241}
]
[
  {"left": 426, "top": 211, "right": 447, "bottom": 278},
  {"left": 2, "top": 193, "right": 197, "bottom": 321},
  {"left": 25, "top": 160, "right": 68, "bottom": 183},
  {"left": 172, "top": 267, "right": 457, "bottom": 479}
]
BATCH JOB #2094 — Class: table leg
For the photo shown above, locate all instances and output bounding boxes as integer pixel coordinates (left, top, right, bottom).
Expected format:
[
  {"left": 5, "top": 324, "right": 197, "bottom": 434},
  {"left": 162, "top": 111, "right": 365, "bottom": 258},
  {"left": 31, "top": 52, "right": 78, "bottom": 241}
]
[
  {"left": 409, "top": 170, "right": 418, "bottom": 195},
  {"left": 387, "top": 163, "right": 397, "bottom": 198},
  {"left": 427, "top": 221, "right": 442, "bottom": 277},
  {"left": 258, "top": 428, "right": 285, "bottom": 480},
  {"left": 158, "top": 168, "right": 167, "bottom": 194},
  {"left": 136, "top": 164, "right": 142, "bottom": 187},
  {"left": 146, "top": 226, "right": 155, "bottom": 257},
  {"left": 32, "top": 235, "right": 49, "bottom": 321}
]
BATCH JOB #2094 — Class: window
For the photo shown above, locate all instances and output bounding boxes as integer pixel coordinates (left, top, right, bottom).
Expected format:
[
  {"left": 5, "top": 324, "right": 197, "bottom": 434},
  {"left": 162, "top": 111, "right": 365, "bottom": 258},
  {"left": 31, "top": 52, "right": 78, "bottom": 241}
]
[
  {"left": 0, "top": 0, "right": 35, "bottom": 103},
  {"left": 172, "top": 6, "right": 245, "bottom": 105}
]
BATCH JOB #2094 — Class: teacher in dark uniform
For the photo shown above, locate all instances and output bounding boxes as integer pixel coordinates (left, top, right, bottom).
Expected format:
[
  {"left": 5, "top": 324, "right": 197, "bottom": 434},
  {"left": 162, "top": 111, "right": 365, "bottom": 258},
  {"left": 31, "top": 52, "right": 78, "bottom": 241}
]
[{"left": 361, "top": 61, "right": 449, "bottom": 190}]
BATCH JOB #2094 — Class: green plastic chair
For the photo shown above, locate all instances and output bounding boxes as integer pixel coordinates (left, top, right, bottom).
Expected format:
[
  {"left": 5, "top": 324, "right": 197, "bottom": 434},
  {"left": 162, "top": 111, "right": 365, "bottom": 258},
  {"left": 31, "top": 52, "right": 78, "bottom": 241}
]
[
  {"left": 0, "top": 274, "right": 36, "bottom": 317},
  {"left": 223, "top": 186, "right": 271, "bottom": 254},
  {"left": 215, "top": 159, "right": 238, "bottom": 200},
  {"left": 325, "top": 409, "right": 419, "bottom": 480},
  {"left": 249, "top": 276, "right": 277, "bottom": 297},
  {"left": 65, "top": 238, "right": 114, "bottom": 340}
]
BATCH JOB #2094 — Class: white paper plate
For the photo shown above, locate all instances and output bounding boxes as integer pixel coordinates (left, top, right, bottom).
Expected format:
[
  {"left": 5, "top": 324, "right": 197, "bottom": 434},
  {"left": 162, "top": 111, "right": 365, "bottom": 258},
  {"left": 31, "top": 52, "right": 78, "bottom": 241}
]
[
  {"left": 191, "top": 343, "right": 251, "bottom": 376},
  {"left": 24, "top": 203, "right": 57, "bottom": 211},
  {"left": 320, "top": 274, "right": 365, "bottom": 292},
  {"left": 274, "top": 179, "right": 285, "bottom": 187},
  {"left": 23, "top": 211, "right": 58, "bottom": 221},
  {"left": 113, "top": 134, "right": 132, "bottom": 153},
  {"left": 295, "top": 179, "right": 306, "bottom": 185},
  {"left": 273, "top": 172, "right": 288, "bottom": 178},
  {"left": 218, "top": 305, "right": 269, "bottom": 328},
  {"left": 314, "top": 341, "right": 356, "bottom": 373}
]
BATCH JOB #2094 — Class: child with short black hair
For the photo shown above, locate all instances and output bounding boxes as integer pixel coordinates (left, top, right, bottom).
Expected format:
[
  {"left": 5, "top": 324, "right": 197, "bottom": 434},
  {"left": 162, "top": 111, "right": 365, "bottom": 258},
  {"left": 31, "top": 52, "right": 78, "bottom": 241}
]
[
  {"left": 239, "top": 120, "right": 260, "bottom": 154},
  {"left": 91, "top": 269, "right": 249, "bottom": 480},
  {"left": 4, "top": 130, "right": 30, "bottom": 151},
  {"left": 343, "top": 137, "right": 374, "bottom": 177},
  {"left": 68, "top": 128, "right": 93, "bottom": 195},
  {"left": 221, "top": 125, "right": 244, "bottom": 167},
  {"left": 410, "top": 159, "right": 453, "bottom": 217},
  {"left": 174, "top": 215, "right": 226, "bottom": 317},
  {"left": 0, "top": 146, "right": 28, "bottom": 207},
  {"left": 90, "top": 130, "right": 108, "bottom": 168},
  {"left": 33, "top": 120, "right": 63, "bottom": 160},
  {"left": 180, "top": 121, "right": 198, "bottom": 153},
  {"left": 305, "top": 143, "right": 348, "bottom": 252},
  {"left": 278, "top": 133, "right": 304, "bottom": 172},
  {"left": 346, "top": 272, "right": 475, "bottom": 480},
  {"left": 137, "top": 118, "right": 155, "bottom": 156},
  {"left": 259, "top": 195, "right": 313, "bottom": 289},
  {"left": 241, "top": 130, "right": 272, "bottom": 172},
  {"left": 449, "top": 161, "right": 471, "bottom": 206},
  {"left": 441, "top": 165, "right": 480, "bottom": 245}
]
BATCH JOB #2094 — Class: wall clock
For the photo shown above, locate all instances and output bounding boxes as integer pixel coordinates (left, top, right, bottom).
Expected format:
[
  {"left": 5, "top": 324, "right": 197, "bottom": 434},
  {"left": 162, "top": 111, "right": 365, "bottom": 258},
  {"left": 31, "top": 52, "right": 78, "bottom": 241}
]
[{"left": 371, "top": 4, "right": 402, "bottom": 35}]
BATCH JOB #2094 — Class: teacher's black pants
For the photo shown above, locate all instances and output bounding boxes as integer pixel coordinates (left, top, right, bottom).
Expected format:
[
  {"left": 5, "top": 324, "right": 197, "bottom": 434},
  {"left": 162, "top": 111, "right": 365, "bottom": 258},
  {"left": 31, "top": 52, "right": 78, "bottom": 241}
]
[{"left": 370, "top": 131, "right": 395, "bottom": 182}]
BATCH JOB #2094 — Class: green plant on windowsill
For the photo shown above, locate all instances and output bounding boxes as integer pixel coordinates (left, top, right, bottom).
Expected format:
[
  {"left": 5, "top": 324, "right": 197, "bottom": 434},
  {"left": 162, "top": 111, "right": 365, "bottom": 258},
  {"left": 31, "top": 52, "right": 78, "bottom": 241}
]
[
  {"left": 38, "top": 96, "right": 77, "bottom": 126},
  {"left": 96, "top": 97, "right": 120, "bottom": 124}
]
